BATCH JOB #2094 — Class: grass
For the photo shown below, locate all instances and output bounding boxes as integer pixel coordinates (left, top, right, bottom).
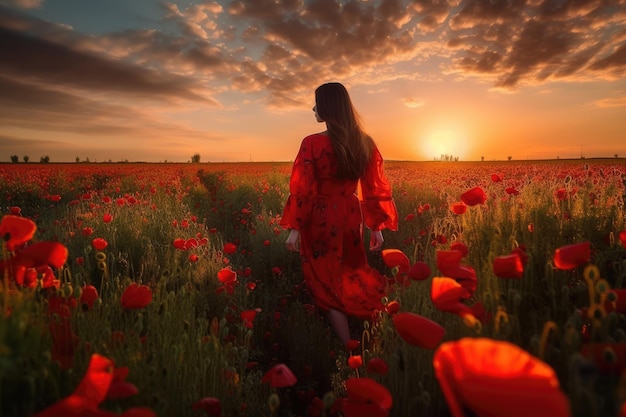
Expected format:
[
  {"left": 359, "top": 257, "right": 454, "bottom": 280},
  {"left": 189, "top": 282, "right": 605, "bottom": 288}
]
[{"left": 1, "top": 159, "right": 625, "bottom": 417}]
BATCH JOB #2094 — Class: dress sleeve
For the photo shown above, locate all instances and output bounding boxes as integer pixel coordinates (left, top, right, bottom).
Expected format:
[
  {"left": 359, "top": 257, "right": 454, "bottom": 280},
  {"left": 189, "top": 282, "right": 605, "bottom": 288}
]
[
  {"left": 358, "top": 146, "right": 398, "bottom": 231},
  {"left": 280, "top": 137, "right": 317, "bottom": 230}
]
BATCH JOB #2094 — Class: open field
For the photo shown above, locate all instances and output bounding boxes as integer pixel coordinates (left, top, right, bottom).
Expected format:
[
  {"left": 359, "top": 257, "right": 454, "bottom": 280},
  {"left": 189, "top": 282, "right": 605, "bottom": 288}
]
[{"left": 1, "top": 159, "right": 626, "bottom": 417}]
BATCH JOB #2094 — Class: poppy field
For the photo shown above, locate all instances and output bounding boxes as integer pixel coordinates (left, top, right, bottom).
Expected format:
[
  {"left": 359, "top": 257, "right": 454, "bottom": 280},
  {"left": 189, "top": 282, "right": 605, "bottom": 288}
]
[{"left": 1, "top": 159, "right": 626, "bottom": 417}]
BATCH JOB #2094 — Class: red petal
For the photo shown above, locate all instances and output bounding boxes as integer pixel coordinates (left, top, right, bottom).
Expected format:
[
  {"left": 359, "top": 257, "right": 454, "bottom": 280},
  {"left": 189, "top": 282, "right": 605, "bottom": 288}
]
[
  {"left": 553, "top": 242, "right": 590, "bottom": 270},
  {"left": 381, "top": 249, "right": 410, "bottom": 272},
  {"left": 393, "top": 312, "right": 445, "bottom": 348}
]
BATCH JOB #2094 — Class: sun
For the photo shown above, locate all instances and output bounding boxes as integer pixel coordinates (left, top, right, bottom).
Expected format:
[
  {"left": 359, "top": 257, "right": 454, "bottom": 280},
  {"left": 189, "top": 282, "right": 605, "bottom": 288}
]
[{"left": 419, "top": 128, "right": 470, "bottom": 161}]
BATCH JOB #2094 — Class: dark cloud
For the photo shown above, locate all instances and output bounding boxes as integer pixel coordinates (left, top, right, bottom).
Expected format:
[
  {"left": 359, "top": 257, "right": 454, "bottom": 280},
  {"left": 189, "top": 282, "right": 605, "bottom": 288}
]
[{"left": 0, "top": 0, "right": 624, "bottom": 113}]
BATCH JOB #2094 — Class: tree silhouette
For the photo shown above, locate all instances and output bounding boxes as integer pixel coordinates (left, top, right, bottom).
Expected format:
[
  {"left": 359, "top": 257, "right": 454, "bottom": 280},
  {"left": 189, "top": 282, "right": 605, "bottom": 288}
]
[
  {"left": 23, "top": 155, "right": 29, "bottom": 163},
  {"left": 40, "top": 155, "right": 50, "bottom": 163},
  {"left": 191, "top": 153, "right": 201, "bottom": 163},
  {"left": 10, "top": 155, "right": 18, "bottom": 163}
]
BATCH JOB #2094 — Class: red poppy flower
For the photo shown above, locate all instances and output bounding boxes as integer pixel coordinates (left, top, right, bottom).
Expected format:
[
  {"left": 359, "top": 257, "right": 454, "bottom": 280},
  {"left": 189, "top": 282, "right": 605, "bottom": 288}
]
[
  {"left": 618, "top": 229, "right": 626, "bottom": 249},
  {"left": 366, "top": 358, "right": 389, "bottom": 375},
  {"left": 346, "top": 339, "right": 361, "bottom": 351},
  {"left": 193, "top": 397, "right": 222, "bottom": 417},
  {"left": 406, "top": 261, "right": 431, "bottom": 281},
  {"left": 450, "top": 202, "right": 467, "bottom": 215},
  {"left": 348, "top": 355, "right": 363, "bottom": 369},
  {"left": 436, "top": 250, "right": 477, "bottom": 298},
  {"left": 223, "top": 242, "right": 237, "bottom": 254},
  {"left": 0, "top": 214, "right": 36, "bottom": 251},
  {"left": 493, "top": 254, "right": 524, "bottom": 278},
  {"left": 120, "top": 283, "right": 152, "bottom": 310},
  {"left": 460, "top": 187, "right": 486, "bottom": 206},
  {"left": 433, "top": 338, "right": 571, "bottom": 417},
  {"left": 511, "top": 246, "right": 529, "bottom": 266},
  {"left": 173, "top": 238, "right": 187, "bottom": 250},
  {"left": 553, "top": 241, "right": 590, "bottom": 270},
  {"left": 491, "top": 174, "right": 502, "bottom": 182},
  {"left": 80, "top": 285, "right": 99, "bottom": 311},
  {"left": 217, "top": 266, "right": 237, "bottom": 284},
  {"left": 189, "top": 254, "right": 199, "bottom": 262},
  {"left": 555, "top": 188, "right": 567, "bottom": 201},
  {"left": 241, "top": 308, "right": 261, "bottom": 329},
  {"left": 102, "top": 213, "right": 113, "bottom": 223},
  {"left": 505, "top": 187, "right": 520, "bottom": 195},
  {"left": 92, "top": 237, "right": 108, "bottom": 251},
  {"left": 13, "top": 241, "right": 68, "bottom": 269},
  {"left": 580, "top": 342, "right": 626, "bottom": 374},
  {"left": 381, "top": 249, "right": 410, "bottom": 273},
  {"left": 345, "top": 377, "right": 392, "bottom": 411},
  {"left": 384, "top": 300, "right": 401, "bottom": 315},
  {"left": 450, "top": 241, "right": 469, "bottom": 257},
  {"left": 107, "top": 382, "right": 139, "bottom": 401},
  {"left": 431, "top": 277, "right": 473, "bottom": 317},
  {"left": 35, "top": 354, "right": 115, "bottom": 416},
  {"left": 262, "top": 363, "right": 297, "bottom": 388},
  {"left": 392, "top": 312, "right": 445, "bottom": 349}
]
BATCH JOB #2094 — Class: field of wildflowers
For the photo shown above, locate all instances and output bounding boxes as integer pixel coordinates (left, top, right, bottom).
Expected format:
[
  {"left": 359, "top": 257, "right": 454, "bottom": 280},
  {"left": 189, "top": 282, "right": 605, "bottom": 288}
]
[{"left": 1, "top": 159, "right": 625, "bottom": 417}]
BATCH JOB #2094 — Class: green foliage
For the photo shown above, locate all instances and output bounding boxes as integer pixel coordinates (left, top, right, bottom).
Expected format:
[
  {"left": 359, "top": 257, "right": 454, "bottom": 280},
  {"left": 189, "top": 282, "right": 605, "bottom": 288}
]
[{"left": 1, "top": 160, "right": 626, "bottom": 417}]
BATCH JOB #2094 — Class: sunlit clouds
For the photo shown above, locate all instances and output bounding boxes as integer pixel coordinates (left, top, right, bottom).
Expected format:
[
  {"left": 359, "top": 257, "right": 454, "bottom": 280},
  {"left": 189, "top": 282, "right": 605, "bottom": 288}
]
[{"left": 0, "top": 0, "right": 624, "bottom": 162}]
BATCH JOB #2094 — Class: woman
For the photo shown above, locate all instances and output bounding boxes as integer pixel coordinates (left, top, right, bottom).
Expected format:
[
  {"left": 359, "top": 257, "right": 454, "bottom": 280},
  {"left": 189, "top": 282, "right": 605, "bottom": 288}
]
[{"left": 280, "top": 82, "right": 398, "bottom": 347}]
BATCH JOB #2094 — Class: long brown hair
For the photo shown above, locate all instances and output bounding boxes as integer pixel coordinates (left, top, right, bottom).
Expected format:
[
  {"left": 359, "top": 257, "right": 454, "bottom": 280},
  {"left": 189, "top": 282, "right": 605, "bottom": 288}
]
[{"left": 315, "top": 82, "right": 375, "bottom": 181}]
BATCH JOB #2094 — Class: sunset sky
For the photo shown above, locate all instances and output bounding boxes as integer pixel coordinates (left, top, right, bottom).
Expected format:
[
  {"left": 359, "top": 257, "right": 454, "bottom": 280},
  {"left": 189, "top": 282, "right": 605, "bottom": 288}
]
[{"left": 1, "top": 0, "right": 625, "bottom": 163}]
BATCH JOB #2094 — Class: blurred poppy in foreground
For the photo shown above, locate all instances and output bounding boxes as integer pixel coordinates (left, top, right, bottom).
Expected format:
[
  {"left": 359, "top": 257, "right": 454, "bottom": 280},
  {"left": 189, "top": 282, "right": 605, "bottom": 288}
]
[
  {"left": 35, "top": 354, "right": 154, "bottom": 417},
  {"left": 431, "top": 277, "right": 473, "bottom": 318},
  {"left": 393, "top": 312, "right": 445, "bottom": 349},
  {"left": 580, "top": 342, "right": 626, "bottom": 374},
  {"left": 553, "top": 241, "right": 590, "bottom": 270},
  {"left": 382, "top": 249, "right": 431, "bottom": 282},
  {"left": 121, "top": 283, "right": 153, "bottom": 310},
  {"left": 341, "top": 377, "right": 392, "bottom": 417},
  {"left": 262, "top": 363, "right": 297, "bottom": 388},
  {"left": 0, "top": 214, "right": 36, "bottom": 251},
  {"left": 193, "top": 397, "right": 222, "bottom": 417},
  {"left": 366, "top": 358, "right": 389, "bottom": 375},
  {"left": 436, "top": 250, "right": 477, "bottom": 299},
  {"left": 35, "top": 354, "right": 114, "bottom": 416},
  {"left": 381, "top": 249, "right": 410, "bottom": 273},
  {"left": 433, "top": 338, "right": 570, "bottom": 417}
]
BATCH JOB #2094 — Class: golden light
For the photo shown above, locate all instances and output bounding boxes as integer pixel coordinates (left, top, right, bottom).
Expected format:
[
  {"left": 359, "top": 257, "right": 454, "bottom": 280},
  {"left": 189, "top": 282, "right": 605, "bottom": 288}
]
[{"left": 419, "top": 128, "right": 471, "bottom": 161}]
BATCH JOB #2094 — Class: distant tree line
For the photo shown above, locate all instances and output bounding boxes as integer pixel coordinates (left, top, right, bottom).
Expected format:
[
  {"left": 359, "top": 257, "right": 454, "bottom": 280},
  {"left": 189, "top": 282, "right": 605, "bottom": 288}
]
[
  {"left": 10, "top": 155, "right": 50, "bottom": 163},
  {"left": 435, "top": 154, "right": 459, "bottom": 162}
]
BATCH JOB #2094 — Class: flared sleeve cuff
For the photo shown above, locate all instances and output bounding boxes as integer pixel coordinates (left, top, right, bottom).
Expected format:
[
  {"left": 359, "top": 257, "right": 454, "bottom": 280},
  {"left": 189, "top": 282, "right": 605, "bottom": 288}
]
[{"left": 361, "top": 197, "right": 398, "bottom": 231}]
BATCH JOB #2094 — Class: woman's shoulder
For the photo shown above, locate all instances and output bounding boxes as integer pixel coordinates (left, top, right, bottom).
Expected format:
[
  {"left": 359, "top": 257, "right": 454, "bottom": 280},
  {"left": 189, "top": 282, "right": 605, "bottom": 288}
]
[
  {"left": 303, "top": 131, "right": 328, "bottom": 141},
  {"left": 301, "top": 131, "right": 329, "bottom": 147}
]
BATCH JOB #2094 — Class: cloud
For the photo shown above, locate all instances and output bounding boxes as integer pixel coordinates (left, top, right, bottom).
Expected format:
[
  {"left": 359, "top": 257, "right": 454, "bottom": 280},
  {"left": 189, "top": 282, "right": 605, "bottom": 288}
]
[
  {"left": 594, "top": 96, "right": 626, "bottom": 108},
  {"left": 402, "top": 97, "right": 425, "bottom": 108},
  {"left": 447, "top": 0, "right": 626, "bottom": 89},
  {"left": 0, "top": 0, "right": 42, "bottom": 9}
]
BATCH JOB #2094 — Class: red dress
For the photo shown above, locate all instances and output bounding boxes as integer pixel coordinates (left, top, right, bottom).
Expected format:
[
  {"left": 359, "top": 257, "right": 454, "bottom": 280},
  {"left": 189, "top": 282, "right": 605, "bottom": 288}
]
[{"left": 280, "top": 133, "right": 398, "bottom": 319}]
